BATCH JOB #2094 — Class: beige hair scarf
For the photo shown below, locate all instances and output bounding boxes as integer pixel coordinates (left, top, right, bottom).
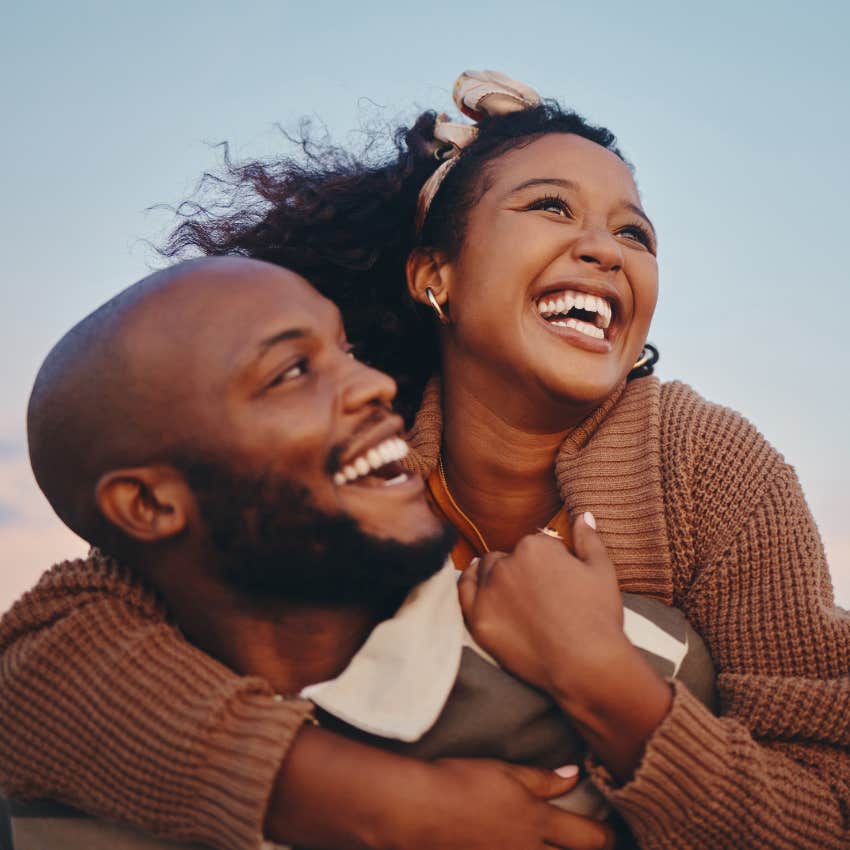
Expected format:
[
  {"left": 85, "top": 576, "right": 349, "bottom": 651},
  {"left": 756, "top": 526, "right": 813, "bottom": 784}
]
[{"left": 414, "top": 70, "right": 541, "bottom": 235}]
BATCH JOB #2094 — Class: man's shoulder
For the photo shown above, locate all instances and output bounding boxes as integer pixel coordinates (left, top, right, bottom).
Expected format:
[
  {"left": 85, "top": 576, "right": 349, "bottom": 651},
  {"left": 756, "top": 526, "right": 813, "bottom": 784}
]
[{"left": 0, "top": 551, "right": 165, "bottom": 651}]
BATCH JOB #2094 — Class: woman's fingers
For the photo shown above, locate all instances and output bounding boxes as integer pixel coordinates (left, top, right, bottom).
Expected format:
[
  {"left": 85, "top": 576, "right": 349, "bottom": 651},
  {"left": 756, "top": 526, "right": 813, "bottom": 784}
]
[
  {"left": 499, "top": 762, "right": 580, "bottom": 799},
  {"left": 543, "top": 808, "right": 616, "bottom": 850},
  {"left": 571, "top": 512, "right": 609, "bottom": 569},
  {"left": 457, "top": 559, "right": 481, "bottom": 618}
]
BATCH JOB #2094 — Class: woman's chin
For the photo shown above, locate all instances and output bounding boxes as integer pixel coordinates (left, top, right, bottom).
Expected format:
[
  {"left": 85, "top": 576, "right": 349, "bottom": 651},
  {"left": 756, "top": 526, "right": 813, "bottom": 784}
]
[{"left": 535, "top": 369, "right": 626, "bottom": 412}]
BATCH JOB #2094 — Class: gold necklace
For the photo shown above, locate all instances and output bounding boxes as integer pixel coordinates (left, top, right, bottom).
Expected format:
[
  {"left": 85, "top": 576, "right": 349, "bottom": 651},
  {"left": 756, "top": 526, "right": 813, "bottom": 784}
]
[{"left": 438, "top": 455, "right": 490, "bottom": 553}]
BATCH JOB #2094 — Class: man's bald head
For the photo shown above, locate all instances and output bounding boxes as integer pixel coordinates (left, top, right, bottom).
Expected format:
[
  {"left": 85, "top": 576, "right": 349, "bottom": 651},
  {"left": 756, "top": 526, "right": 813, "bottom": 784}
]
[{"left": 28, "top": 256, "right": 323, "bottom": 547}]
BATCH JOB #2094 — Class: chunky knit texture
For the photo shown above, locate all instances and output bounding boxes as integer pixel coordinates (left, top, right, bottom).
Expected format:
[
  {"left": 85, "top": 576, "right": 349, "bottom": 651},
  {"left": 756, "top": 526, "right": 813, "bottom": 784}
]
[
  {"left": 408, "top": 377, "right": 850, "bottom": 849},
  {"left": 1, "top": 377, "right": 848, "bottom": 849},
  {"left": 0, "top": 557, "right": 313, "bottom": 850}
]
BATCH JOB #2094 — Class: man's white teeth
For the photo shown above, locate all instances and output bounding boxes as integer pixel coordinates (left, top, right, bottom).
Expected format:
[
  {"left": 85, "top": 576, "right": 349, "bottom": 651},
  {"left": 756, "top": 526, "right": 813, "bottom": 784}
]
[
  {"left": 537, "top": 290, "right": 612, "bottom": 329},
  {"left": 333, "top": 437, "right": 409, "bottom": 486},
  {"left": 383, "top": 473, "right": 410, "bottom": 487},
  {"left": 551, "top": 317, "right": 605, "bottom": 340}
]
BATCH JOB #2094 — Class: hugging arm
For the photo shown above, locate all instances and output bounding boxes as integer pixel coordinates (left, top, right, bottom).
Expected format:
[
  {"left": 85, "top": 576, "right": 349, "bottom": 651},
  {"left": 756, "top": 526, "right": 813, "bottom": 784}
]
[
  {"left": 0, "top": 556, "right": 614, "bottom": 850},
  {"left": 461, "top": 387, "right": 850, "bottom": 849},
  {"left": 0, "top": 557, "right": 306, "bottom": 850},
  {"left": 589, "top": 445, "right": 850, "bottom": 850}
]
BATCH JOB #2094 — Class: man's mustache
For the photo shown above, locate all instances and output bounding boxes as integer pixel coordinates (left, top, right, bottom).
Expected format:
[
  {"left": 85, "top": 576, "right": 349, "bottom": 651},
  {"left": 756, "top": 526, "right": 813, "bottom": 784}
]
[{"left": 323, "top": 405, "right": 395, "bottom": 476}]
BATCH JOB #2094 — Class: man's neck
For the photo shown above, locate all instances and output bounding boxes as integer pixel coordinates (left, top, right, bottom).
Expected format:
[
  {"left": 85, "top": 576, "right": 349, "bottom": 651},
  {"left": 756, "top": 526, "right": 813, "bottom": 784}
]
[
  {"left": 201, "top": 602, "right": 382, "bottom": 694},
  {"left": 146, "top": 554, "right": 382, "bottom": 694}
]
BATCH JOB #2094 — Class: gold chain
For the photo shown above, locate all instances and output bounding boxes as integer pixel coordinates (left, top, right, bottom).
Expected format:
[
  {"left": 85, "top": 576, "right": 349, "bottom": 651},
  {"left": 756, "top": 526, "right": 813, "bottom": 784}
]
[{"left": 438, "top": 455, "right": 490, "bottom": 553}]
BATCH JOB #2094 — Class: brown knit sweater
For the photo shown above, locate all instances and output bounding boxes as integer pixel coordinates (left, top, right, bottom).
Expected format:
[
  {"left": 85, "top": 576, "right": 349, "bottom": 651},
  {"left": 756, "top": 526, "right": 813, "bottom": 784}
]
[{"left": 1, "top": 378, "right": 848, "bottom": 849}]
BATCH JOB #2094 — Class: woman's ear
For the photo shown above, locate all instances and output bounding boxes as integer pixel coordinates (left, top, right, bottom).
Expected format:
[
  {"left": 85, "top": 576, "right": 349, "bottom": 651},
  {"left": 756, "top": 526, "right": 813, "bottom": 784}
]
[
  {"left": 95, "top": 466, "right": 192, "bottom": 543},
  {"left": 406, "top": 248, "right": 452, "bottom": 308}
]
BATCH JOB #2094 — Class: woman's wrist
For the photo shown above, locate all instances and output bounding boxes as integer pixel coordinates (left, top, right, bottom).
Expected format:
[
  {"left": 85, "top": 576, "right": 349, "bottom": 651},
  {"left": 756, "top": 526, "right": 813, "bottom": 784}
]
[
  {"left": 264, "top": 724, "right": 433, "bottom": 850},
  {"left": 552, "top": 638, "right": 674, "bottom": 784}
]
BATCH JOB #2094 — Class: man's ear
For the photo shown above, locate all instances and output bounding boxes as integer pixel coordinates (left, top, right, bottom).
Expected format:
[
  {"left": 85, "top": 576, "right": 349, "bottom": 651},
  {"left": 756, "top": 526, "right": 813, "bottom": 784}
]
[
  {"left": 95, "top": 465, "right": 192, "bottom": 543},
  {"left": 406, "top": 247, "right": 453, "bottom": 309}
]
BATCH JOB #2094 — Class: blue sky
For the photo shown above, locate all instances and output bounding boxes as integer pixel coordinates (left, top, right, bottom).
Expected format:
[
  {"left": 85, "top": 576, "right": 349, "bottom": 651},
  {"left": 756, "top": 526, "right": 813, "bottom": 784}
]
[{"left": 2, "top": 0, "right": 848, "bottom": 608}]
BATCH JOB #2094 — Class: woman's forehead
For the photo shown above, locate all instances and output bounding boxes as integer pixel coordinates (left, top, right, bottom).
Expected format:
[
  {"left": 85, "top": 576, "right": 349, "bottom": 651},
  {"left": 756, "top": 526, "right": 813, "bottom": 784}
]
[{"left": 485, "top": 133, "right": 639, "bottom": 200}]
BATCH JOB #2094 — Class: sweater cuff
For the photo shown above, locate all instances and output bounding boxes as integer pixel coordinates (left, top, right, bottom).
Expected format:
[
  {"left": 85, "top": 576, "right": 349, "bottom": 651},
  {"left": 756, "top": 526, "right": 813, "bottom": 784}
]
[
  {"left": 190, "top": 693, "right": 314, "bottom": 850},
  {"left": 585, "top": 680, "right": 729, "bottom": 840}
]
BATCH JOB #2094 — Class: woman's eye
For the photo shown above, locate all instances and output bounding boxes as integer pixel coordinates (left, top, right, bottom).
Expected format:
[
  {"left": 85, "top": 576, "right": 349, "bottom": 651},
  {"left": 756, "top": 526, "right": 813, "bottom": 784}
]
[
  {"left": 529, "top": 195, "right": 571, "bottom": 216},
  {"left": 617, "top": 225, "right": 655, "bottom": 252}
]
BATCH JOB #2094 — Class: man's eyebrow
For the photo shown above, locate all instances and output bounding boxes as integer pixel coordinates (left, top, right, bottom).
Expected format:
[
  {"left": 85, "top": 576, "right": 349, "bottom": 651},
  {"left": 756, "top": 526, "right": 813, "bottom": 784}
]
[{"left": 257, "top": 328, "right": 308, "bottom": 352}]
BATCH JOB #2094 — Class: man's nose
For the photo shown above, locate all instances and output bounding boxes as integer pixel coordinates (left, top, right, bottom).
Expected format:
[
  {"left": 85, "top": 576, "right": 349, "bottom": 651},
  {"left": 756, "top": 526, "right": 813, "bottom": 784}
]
[
  {"left": 572, "top": 226, "right": 623, "bottom": 273},
  {"left": 341, "top": 356, "right": 398, "bottom": 412}
]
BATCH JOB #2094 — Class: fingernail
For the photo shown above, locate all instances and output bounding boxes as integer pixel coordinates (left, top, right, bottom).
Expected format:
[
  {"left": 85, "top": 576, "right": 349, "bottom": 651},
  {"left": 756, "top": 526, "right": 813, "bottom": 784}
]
[
  {"left": 555, "top": 764, "right": 579, "bottom": 778},
  {"left": 583, "top": 511, "right": 597, "bottom": 530},
  {"left": 469, "top": 557, "right": 480, "bottom": 569}
]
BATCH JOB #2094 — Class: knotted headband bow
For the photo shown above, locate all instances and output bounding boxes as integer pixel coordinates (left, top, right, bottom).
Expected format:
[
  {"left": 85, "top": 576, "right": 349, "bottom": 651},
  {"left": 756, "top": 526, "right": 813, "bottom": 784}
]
[{"left": 414, "top": 70, "right": 542, "bottom": 235}]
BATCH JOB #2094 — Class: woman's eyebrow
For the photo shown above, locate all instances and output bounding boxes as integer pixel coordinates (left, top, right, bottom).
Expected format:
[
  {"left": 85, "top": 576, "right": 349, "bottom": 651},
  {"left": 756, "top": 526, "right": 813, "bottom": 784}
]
[
  {"left": 507, "top": 177, "right": 579, "bottom": 195},
  {"left": 505, "top": 177, "right": 656, "bottom": 237},
  {"left": 622, "top": 201, "right": 656, "bottom": 237}
]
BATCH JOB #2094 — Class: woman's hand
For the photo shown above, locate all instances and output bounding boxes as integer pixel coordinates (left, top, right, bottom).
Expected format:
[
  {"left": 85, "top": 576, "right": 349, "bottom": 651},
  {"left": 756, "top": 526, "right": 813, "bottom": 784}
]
[
  {"left": 458, "top": 514, "right": 673, "bottom": 783},
  {"left": 458, "top": 514, "right": 627, "bottom": 701},
  {"left": 268, "top": 725, "right": 615, "bottom": 850},
  {"left": 386, "top": 758, "right": 616, "bottom": 850}
]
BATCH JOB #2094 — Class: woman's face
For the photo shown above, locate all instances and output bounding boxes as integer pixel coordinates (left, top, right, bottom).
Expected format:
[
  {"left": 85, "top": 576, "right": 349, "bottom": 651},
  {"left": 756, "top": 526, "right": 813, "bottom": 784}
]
[{"left": 437, "top": 132, "right": 658, "bottom": 424}]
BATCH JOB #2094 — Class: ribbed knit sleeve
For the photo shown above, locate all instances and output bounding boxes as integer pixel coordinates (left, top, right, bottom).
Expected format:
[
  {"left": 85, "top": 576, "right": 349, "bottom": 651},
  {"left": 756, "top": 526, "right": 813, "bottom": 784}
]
[
  {"left": 587, "top": 382, "right": 850, "bottom": 849},
  {"left": 0, "top": 556, "right": 313, "bottom": 850}
]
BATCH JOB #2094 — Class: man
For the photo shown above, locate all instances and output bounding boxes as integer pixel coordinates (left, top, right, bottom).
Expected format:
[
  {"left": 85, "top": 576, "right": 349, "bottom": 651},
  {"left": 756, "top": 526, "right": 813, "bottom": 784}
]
[{"left": 5, "top": 257, "right": 710, "bottom": 850}]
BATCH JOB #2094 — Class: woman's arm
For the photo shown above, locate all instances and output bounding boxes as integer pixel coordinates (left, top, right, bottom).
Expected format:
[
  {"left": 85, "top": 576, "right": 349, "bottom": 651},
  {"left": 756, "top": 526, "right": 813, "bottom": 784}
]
[
  {"left": 0, "top": 555, "right": 613, "bottom": 850},
  {"left": 460, "top": 392, "right": 850, "bottom": 849},
  {"left": 0, "top": 555, "right": 307, "bottom": 850},
  {"left": 593, "top": 451, "right": 850, "bottom": 850}
]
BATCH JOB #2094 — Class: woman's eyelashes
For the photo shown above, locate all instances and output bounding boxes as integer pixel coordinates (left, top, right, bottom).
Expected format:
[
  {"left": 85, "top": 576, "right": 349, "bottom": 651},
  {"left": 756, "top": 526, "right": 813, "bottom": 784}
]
[
  {"left": 616, "top": 223, "right": 656, "bottom": 253},
  {"left": 526, "top": 194, "right": 656, "bottom": 253},
  {"left": 527, "top": 194, "right": 572, "bottom": 216}
]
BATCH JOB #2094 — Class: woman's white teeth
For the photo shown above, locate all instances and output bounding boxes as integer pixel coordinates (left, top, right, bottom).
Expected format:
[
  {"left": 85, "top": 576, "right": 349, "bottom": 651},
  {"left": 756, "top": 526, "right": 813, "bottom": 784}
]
[
  {"left": 551, "top": 317, "right": 605, "bottom": 339},
  {"left": 333, "top": 437, "right": 409, "bottom": 486},
  {"left": 537, "top": 290, "right": 612, "bottom": 329}
]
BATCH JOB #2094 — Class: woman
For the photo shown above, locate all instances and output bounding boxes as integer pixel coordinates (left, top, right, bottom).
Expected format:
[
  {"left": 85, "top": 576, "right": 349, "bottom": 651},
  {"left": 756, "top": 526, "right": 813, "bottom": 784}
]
[{"left": 1, "top": 71, "right": 848, "bottom": 849}]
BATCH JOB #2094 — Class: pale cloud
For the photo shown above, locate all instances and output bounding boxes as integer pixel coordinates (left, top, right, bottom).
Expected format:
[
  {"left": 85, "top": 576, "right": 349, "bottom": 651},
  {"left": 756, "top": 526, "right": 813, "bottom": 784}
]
[
  {"left": 0, "top": 449, "right": 89, "bottom": 612},
  {"left": 0, "top": 523, "right": 88, "bottom": 613}
]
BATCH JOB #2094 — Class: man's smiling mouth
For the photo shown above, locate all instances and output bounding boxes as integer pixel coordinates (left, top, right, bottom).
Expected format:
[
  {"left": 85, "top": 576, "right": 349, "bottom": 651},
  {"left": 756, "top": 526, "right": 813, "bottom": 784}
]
[
  {"left": 535, "top": 289, "right": 612, "bottom": 341},
  {"left": 332, "top": 436, "right": 410, "bottom": 488}
]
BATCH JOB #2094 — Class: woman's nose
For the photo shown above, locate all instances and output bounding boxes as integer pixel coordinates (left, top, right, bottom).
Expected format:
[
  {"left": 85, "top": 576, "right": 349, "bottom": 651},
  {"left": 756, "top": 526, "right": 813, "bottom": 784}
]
[{"left": 572, "top": 227, "right": 623, "bottom": 273}]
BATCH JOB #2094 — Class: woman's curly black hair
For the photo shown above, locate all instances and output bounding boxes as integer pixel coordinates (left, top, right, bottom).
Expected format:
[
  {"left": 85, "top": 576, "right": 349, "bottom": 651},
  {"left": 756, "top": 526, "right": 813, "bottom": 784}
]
[{"left": 164, "top": 101, "right": 654, "bottom": 425}]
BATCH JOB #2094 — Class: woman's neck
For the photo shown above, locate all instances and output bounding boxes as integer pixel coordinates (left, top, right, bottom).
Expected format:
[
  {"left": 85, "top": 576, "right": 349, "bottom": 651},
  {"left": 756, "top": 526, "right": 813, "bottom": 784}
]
[{"left": 440, "top": 376, "right": 577, "bottom": 553}]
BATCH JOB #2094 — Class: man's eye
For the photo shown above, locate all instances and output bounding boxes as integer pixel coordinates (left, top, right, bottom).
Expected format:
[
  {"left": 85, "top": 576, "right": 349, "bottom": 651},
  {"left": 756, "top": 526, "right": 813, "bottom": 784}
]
[
  {"left": 528, "top": 195, "right": 571, "bottom": 216},
  {"left": 268, "top": 358, "right": 308, "bottom": 389}
]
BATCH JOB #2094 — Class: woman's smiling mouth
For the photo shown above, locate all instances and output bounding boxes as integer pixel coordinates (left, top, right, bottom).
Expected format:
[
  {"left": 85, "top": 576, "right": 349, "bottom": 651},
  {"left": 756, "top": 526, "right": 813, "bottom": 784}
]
[
  {"left": 536, "top": 288, "right": 613, "bottom": 340},
  {"left": 532, "top": 287, "right": 619, "bottom": 353}
]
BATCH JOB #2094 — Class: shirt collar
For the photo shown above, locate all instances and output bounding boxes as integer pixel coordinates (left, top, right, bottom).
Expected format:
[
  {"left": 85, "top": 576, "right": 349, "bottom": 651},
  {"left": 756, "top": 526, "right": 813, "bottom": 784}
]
[{"left": 299, "top": 559, "right": 465, "bottom": 742}]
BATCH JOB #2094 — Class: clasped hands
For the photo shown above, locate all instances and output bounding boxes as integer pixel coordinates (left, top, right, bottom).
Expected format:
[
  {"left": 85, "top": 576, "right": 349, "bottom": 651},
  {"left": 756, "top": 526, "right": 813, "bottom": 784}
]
[{"left": 458, "top": 513, "right": 674, "bottom": 784}]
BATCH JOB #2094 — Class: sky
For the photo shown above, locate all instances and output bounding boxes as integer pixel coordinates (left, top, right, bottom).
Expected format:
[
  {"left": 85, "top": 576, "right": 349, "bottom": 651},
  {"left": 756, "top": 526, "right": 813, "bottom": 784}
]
[{"left": 1, "top": 0, "right": 848, "bottom": 610}]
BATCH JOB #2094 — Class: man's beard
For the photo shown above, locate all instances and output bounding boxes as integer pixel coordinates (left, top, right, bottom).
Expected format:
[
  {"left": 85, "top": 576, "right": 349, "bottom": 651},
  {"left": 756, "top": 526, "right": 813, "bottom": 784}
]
[{"left": 181, "top": 459, "right": 455, "bottom": 610}]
